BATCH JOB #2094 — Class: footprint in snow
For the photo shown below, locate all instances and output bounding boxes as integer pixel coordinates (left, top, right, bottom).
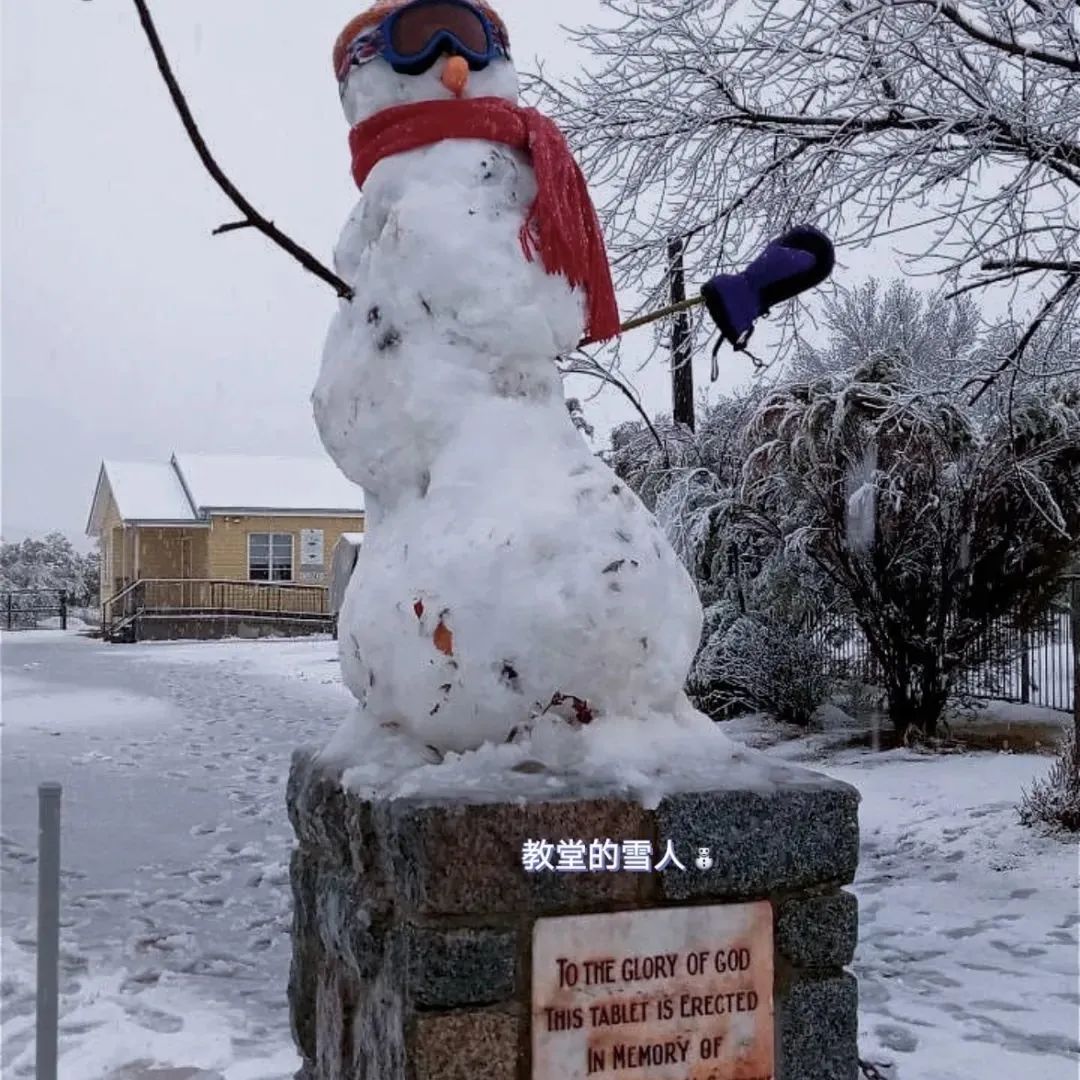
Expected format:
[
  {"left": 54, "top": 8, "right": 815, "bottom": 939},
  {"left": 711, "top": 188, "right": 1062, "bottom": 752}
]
[
  {"left": 989, "top": 939, "right": 1046, "bottom": 958},
  {"left": 873, "top": 1023, "right": 918, "bottom": 1053},
  {"left": 189, "top": 822, "right": 226, "bottom": 837},
  {"left": 942, "top": 921, "right": 992, "bottom": 939},
  {"left": 1046, "top": 929, "right": 1076, "bottom": 945}
]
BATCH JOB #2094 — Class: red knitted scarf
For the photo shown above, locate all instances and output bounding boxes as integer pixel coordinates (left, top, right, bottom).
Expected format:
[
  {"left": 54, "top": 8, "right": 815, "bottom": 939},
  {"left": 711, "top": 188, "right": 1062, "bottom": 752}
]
[{"left": 349, "top": 97, "right": 620, "bottom": 343}]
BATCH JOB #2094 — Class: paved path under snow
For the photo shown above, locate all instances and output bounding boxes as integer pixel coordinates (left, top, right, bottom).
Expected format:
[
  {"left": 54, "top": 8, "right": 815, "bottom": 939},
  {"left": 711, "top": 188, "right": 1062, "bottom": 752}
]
[{"left": 1, "top": 632, "right": 347, "bottom": 1079}]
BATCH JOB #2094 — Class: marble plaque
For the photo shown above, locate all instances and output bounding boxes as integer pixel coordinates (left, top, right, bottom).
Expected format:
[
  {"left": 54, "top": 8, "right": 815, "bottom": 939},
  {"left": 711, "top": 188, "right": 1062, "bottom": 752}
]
[{"left": 532, "top": 902, "right": 774, "bottom": 1080}]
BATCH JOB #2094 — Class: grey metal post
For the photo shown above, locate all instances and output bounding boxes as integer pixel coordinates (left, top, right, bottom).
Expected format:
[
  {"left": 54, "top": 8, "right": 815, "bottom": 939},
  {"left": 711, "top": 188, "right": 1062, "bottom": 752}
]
[
  {"left": 59, "top": 591, "right": 67, "bottom": 632},
  {"left": 36, "top": 782, "right": 62, "bottom": 1080}
]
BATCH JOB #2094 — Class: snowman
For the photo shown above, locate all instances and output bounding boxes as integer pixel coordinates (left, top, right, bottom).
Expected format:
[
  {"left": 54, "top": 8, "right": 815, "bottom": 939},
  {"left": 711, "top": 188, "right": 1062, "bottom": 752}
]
[{"left": 313, "top": 0, "right": 707, "bottom": 757}]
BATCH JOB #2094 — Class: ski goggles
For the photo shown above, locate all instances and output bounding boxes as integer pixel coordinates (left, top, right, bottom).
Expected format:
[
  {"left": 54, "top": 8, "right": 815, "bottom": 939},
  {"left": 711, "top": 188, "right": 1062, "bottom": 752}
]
[{"left": 336, "top": 0, "right": 511, "bottom": 81}]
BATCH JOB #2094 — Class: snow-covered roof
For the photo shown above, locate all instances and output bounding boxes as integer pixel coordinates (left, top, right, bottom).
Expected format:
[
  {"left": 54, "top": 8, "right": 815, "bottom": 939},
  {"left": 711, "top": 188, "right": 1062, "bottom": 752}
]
[
  {"left": 87, "top": 461, "right": 198, "bottom": 533},
  {"left": 87, "top": 454, "right": 365, "bottom": 535},
  {"left": 338, "top": 532, "right": 365, "bottom": 545},
  {"left": 171, "top": 453, "right": 365, "bottom": 514}
]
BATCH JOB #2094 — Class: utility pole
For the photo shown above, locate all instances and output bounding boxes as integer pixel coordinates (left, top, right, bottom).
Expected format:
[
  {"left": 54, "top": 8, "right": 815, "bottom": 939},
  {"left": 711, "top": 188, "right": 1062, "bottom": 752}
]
[{"left": 667, "top": 236, "right": 695, "bottom": 431}]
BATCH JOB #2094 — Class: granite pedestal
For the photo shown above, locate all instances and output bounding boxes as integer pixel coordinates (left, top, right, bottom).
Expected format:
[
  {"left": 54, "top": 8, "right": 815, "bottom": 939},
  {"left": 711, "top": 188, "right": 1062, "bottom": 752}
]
[{"left": 287, "top": 749, "right": 860, "bottom": 1080}]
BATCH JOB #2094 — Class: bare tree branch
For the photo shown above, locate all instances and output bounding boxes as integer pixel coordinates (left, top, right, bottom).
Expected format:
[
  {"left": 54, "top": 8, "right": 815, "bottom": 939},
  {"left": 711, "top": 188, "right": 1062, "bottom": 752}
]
[
  {"left": 129, "top": 0, "right": 354, "bottom": 301},
  {"left": 982, "top": 257, "right": 1080, "bottom": 273},
  {"left": 904, "top": 0, "right": 1080, "bottom": 72},
  {"left": 560, "top": 353, "right": 671, "bottom": 455},
  {"left": 963, "top": 272, "right": 1079, "bottom": 403},
  {"left": 212, "top": 220, "right": 256, "bottom": 236}
]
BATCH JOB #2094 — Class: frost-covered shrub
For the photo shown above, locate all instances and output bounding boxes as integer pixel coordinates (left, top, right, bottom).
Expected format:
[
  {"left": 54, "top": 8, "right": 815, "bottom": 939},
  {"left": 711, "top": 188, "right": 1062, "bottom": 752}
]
[
  {"left": 741, "top": 357, "right": 1080, "bottom": 737},
  {"left": 1018, "top": 725, "right": 1080, "bottom": 832},
  {"left": 607, "top": 285, "right": 1080, "bottom": 738},
  {"left": 688, "top": 605, "right": 831, "bottom": 725},
  {"left": 608, "top": 389, "right": 839, "bottom": 725}
]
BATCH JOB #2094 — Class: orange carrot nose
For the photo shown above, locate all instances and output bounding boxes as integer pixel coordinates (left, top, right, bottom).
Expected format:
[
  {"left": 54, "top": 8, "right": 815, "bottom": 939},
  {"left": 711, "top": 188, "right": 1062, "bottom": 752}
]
[{"left": 441, "top": 56, "right": 469, "bottom": 97}]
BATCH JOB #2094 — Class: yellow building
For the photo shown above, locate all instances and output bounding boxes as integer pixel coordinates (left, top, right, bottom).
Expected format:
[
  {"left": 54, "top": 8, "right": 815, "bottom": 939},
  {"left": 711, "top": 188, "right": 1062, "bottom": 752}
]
[{"left": 86, "top": 453, "right": 364, "bottom": 642}]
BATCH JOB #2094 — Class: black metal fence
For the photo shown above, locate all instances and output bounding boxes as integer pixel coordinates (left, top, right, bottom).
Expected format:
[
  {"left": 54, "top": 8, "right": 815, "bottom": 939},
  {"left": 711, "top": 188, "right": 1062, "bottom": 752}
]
[
  {"left": 0, "top": 590, "right": 68, "bottom": 631},
  {"left": 813, "top": 577, "right": 1078, "bottom": 714}
]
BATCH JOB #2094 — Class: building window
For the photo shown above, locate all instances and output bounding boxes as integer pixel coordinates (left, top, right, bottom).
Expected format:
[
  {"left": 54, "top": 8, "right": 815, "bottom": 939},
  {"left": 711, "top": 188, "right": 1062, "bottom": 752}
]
[{"left": 248, "top": 533, "right": 293, "bottom": 582}]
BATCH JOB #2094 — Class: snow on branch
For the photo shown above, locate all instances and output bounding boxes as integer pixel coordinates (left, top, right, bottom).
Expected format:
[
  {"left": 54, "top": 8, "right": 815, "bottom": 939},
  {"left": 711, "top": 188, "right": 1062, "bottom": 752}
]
[{"left": 534, "top": 0, "right": 1080, "bottom": 375}]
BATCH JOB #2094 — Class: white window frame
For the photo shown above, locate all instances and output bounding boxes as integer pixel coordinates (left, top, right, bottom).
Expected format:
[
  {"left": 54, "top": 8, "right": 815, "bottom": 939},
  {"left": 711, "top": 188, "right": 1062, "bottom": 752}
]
[{"left": 248, "top": 532, "right": 294, "bottom": 582}]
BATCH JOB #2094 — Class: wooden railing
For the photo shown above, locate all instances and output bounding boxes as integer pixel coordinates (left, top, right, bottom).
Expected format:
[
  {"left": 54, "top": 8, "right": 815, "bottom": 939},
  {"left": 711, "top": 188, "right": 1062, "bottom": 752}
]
[{"left": 103, "top": 578, "right": 329, "bottom": 637}]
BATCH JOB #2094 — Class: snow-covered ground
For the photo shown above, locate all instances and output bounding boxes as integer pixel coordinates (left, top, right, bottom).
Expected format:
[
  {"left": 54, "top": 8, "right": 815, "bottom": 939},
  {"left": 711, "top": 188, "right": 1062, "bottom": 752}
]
[
  {"left": 728, "top": 710, "right": 1079, "bottom": 1078},
  {"left": 2, "top": 632, "right": 1077, "bottom": 1079},
  {"left": 1, "top": 632, "right": 344, "bottom": 1079}
]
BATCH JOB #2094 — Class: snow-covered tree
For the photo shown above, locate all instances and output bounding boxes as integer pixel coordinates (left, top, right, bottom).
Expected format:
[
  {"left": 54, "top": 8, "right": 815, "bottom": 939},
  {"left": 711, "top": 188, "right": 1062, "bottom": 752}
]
[
  {"left": 740, "top": 360, "right": 1080, "bottom": 736},
  {"left": 538, "top": 0, "right": 1080, "bottom": 385},
  {"left": 0, "top": 534, "right": 100, "bottom": 606},
  {"left": 793, "top": 280, "right": 1079, "bottom": 397}
]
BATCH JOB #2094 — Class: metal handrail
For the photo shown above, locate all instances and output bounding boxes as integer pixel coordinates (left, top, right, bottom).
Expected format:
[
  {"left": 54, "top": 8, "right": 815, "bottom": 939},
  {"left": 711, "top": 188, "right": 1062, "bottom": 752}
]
[{"left": 102, "top": 579, "right": 145, "bottom": 635}]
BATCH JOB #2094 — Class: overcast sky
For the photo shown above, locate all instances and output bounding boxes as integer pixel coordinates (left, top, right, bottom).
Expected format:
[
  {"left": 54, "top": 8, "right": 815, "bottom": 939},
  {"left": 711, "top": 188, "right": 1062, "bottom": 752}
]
[
  {"left": 4, "top": 0, "right": 901, "bottom": 548},
  {"left": 1, "top": 0, "right": 771, "bottom": 548}
]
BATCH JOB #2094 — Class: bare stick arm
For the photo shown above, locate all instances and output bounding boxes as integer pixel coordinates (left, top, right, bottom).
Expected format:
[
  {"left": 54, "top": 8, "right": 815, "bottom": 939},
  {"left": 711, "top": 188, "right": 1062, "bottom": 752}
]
[
  {"left": 126, "top": 1, "right": 724, "bottom": 357},
  {"left": 130, "top": 0, "right": 354, "bottom": 301}
]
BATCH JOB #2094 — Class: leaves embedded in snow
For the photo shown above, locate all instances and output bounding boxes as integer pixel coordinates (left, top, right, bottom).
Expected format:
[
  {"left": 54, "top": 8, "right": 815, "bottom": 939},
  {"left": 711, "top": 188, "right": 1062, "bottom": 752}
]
[{"left": 433, "top": 619, "right": 453, "bottom": 656}]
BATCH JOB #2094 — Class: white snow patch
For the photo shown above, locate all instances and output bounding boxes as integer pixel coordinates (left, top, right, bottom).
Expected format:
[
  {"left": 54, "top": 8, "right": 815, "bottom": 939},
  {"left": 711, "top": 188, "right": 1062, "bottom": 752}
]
[
  {"left": 100, "top": 460, "right": 196, "bottom": 522},
  {"left": 1, "top": 937, "right": 297, "bottom": 1080},
  {"left": 173, "top": 453, "right": 364, "bottom": 513},
  {"left": 1, "top": 628, "right": 98, "bottom": 643},
  {"left": 969, "top": 700, "right": 1072, "bottom": 729},
  {"left": 332, "top": 702, "right": 833, "bottom": 810},
  {"left": 845, "top": 439, "right": 878, "bottom": 553},
  {"left": 125, "top": 638, "right": 344, "bottom": 697},
  {"left": 830, "top": 749, "right": 1079, "bottom": 1079},
  {"left": 0, "top": 676, "right": 177, "bottom": 733},
  {"left": 35, "top": 615, "right": 90, "bottom": 630}
]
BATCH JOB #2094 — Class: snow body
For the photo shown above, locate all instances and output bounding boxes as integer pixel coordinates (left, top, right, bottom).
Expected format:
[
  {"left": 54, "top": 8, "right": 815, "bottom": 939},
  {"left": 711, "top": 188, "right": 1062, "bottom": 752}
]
[{"left": 313, "top": 54, "right": 704, "bottom": 753}]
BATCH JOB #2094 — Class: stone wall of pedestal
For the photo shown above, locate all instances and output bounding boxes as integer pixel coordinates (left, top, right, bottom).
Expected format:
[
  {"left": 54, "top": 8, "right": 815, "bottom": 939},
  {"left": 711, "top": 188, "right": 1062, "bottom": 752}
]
[{"left": 286, "top": 749, "right": 860, "bottom": 1080}]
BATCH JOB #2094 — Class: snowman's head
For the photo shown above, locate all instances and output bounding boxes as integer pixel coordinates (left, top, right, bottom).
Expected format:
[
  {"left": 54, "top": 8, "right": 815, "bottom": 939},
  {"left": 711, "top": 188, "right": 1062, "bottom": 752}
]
[{"left": 334, "top": 0, "right": 520, "bottom": 126}]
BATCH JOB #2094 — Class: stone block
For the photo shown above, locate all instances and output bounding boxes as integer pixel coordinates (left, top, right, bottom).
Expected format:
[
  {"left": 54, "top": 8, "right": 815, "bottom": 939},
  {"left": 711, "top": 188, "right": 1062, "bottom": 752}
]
[
  {"left": 411, "top": 1008, "right": 522, "bottom": 1080},
  {"left": 404, "top": 925, "right": 518, "bottom": 1008},
  {"left": 287, "top": 847, "right": 322, "bottom": 1066},
  {"left": 656, "top": 773, "right": 860, "bottom": 900},
  {"left": 776, "top": 890, "right": 859, "bottom": 969},
  {"left": 776, "top": 972, "right": 859, "bottom": 1080},
  {"left": 287, "top": 752, "right": 392, "bottom": 910},
  {"left": 381, "top": 796, "right": 656, "bottom": 916}
]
